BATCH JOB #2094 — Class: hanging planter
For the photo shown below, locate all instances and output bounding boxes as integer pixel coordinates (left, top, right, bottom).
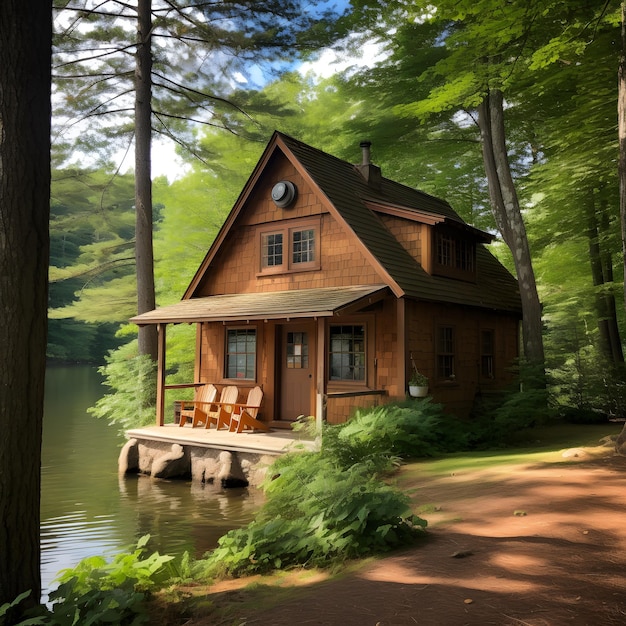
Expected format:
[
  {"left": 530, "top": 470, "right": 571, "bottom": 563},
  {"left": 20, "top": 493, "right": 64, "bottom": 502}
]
[
  {"left": 409, "top": 384, "right": 429, "bottom": 398},
  {"left": 408, "top": 371, "right": 429, "bottom": 397}
]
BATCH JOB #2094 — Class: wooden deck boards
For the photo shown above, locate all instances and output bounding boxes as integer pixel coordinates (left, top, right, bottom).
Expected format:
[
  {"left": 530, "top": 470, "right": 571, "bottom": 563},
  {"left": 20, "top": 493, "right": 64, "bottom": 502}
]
[{"left": 125, "top": 424, "right": 318, "bottom": 456}]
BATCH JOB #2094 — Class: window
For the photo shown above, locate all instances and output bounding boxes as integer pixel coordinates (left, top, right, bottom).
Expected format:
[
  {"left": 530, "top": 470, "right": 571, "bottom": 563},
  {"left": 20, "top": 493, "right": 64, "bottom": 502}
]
[
  {"left": 286, "top": 331, "right": 309, "bottom": 369},
  {"left": 292, "top": 229, "right": 315, "bottom": 264},
  {"left": 456, "top": 239, "right": 474, "bottom": 271},
  {"left": 329, "top": 325, "right": 365, "bottom": 381},
  {"left": 261, "top": 233, "right": 283, "bottom": 268},
  {"left": 481, "top": 329, "right": 494, "bottom": 379},
  {"left": 437, "top": 326, "right": 455, "bottom": 379},
  {"left": 433, "top": 229, "right": 475, "bottom": 279},
  {"left": 437, "top": 234, "right": 453, "bottom": 267},
  {"left": 259, "top": 220, "right": 320, "bottom": 274},
  {"left": 226, "top": 328, "right": 256, "bottom": 379}
]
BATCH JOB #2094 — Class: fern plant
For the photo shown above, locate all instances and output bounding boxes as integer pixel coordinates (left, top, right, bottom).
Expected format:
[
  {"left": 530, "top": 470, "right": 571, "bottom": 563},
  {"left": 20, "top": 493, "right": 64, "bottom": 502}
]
[{"left": 196, "top": 402, "right": 445, "bottom": 578}]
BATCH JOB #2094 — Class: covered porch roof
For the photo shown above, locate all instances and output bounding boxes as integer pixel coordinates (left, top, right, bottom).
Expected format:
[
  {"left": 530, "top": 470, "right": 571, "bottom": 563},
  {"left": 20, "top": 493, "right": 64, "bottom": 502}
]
[{"left": 131, "top": 284, "right": 390, "bottom": 325}]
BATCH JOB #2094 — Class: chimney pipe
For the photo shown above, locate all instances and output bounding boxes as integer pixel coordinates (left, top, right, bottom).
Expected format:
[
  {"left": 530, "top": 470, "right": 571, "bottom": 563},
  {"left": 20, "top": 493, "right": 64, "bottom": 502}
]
[{"left": 360, "top": 140, "right": 372, "bottom": 166}]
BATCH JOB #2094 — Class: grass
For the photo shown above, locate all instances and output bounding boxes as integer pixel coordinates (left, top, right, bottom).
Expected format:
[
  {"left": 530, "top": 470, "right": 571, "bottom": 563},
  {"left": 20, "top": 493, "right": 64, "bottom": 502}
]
[{"left": 399, "top": 422, "right": 620, "bottom": 480}]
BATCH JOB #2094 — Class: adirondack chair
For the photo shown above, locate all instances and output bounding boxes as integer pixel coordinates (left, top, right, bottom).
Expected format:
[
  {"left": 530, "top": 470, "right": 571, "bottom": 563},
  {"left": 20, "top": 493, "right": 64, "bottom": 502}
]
[
  {"left": 206, "top": 385, "right": 239, "bottom": 430},
  {"left": 227, "top": 386, "right": 269, "bottom": 433},
  {"left": 177, "top": 383, "right": 217, "bottom": 427}
]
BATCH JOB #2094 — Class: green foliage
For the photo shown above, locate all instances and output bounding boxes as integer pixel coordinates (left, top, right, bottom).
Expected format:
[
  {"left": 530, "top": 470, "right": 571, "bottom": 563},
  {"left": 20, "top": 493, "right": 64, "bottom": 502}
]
[
  {"left": 48, "top": 167, "right": 139, "bottom": 361},
  {"left": 88, "top": 345, "right": 157, "bottom": 430},
  {"left": 3, "top": 537, "right": 176, "bottom": 626},
  {"left": 25, "top": 535, "right": 176, "bottom": 626},
  {"left": 197, "top": 403, "right": 444, "bottom": 578},
  {"left": 324, "top": 399, "right": 467, "bottom": 465}
]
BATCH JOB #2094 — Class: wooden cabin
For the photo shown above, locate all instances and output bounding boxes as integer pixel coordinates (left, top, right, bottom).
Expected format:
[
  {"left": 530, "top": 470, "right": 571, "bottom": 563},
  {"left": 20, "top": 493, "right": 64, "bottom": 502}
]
[{"left": 132, "top": 132, "right": 521, "bottom": 427}]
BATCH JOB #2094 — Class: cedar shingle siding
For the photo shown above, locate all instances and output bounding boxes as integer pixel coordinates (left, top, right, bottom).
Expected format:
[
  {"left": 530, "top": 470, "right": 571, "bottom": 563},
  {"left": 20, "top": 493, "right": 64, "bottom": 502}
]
[{"left": 133, "top": 131, "right": 521, "bottom": 423}]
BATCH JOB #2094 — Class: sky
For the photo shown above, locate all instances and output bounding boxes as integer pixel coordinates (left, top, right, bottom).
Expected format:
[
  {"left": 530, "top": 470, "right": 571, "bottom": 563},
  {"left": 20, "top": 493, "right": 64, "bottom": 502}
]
[{"left": 148, "top": 35, "right": 386, "bottom": 181}]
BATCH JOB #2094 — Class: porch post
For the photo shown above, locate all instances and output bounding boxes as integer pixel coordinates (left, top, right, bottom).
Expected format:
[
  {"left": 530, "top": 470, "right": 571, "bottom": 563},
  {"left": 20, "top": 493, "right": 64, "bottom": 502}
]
[
  {"left": 155, "top": 323, "right": 166, "bottom": 425},
  {"left": 315, "top": 317, "right": 326, "bottom": 435},
  {"left": 397, "top": 298, "right": 406, "bottom": 397}
]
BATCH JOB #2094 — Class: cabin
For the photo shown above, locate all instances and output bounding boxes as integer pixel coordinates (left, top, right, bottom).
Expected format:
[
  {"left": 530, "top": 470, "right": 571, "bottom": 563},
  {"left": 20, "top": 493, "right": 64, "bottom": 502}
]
[{"left": 132, "top": 131, "right": 521, "bottom": 430}]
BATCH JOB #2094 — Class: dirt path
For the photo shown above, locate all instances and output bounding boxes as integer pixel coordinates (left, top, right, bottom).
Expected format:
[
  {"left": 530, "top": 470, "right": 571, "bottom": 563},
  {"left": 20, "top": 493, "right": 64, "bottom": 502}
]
[{"left": 181, "top": 450, "right": 626, "bottom": 626}]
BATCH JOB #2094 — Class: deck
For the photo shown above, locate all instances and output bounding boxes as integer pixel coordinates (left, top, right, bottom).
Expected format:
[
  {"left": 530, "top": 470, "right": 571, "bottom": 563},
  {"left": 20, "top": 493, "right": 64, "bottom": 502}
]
[
  {"left": 120, "top": 424, "right": 318, "bottom": 487},
  {"left": 125, "top": 424, "right": 318, "bottom": 455}
]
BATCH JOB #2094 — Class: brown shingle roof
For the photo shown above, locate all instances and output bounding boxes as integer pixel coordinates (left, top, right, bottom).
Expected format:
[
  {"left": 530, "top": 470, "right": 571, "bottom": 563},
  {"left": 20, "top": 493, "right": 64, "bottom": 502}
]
[
  {"left": 131, "top": 285, "right": 388, "bottom": 325},
  {"left": 276, "top": 132, "right": 521, "bottom": 314}
]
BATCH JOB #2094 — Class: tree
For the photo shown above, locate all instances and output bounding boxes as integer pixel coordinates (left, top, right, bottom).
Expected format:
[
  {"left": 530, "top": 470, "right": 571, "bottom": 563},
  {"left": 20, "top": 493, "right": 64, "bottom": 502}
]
[
  {"left": 0, "top": 0, "right": 52, "bottom": 615},
  {"left": 336, "top": 0, "right": 623, "bottom": 373},
  {"left": 135, "top": 0, "right": 157, "bottom": 359},
  {"left": 52, "top": 0, "right": 345, "bottom": 361},
  {"left": 477, "top": 88, "right": 545, "bottom": 367}
]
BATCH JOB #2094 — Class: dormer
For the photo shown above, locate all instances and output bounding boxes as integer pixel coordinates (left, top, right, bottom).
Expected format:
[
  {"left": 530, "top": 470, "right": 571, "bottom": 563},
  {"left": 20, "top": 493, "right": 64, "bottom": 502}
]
[{"left": 431, "top": 222, "right": 493, "bottom": 282}]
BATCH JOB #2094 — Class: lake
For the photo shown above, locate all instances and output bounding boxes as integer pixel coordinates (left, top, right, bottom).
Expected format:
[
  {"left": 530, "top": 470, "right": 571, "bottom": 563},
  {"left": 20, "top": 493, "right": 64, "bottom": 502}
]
[{"left": 40, "top": 365, "right": 260, "bottom": 599}]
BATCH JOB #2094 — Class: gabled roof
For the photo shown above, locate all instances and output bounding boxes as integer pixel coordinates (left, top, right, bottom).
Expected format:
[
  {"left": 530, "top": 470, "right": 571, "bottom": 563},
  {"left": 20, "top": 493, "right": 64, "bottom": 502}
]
[{"left": 183, "top": 131, "right": 521, "bottom": 314}]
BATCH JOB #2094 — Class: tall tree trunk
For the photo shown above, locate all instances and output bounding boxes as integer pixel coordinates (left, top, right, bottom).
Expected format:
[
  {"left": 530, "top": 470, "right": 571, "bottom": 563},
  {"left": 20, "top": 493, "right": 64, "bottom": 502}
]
[
  {"left": 615, "top": 3, "right": 626, "bottom": 454},
  {"left": 592, "top": 192, "right": 624, "bottom": 364},
  {"left": 0, "top": 0, "right": 51, "bottom": 613},
  {"left": 135, "top": 0, "right": 157, "bottom": 360},
  {"left": 477, "top": 89, "right": 545, "bottom": 370},
  {"left": 607, "top": 3, "right": 626, "bottom": 445}
]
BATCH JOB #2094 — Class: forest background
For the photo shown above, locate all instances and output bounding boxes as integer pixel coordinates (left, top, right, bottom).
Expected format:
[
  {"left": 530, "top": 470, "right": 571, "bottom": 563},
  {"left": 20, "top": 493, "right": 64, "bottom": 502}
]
[{"left": 48, "top": 0, "right": 626, "bottom": 423}]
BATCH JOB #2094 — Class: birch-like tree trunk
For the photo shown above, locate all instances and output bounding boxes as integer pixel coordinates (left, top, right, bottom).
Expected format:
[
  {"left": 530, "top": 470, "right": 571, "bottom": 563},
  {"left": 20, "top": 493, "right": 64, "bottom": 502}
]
[
  {"left": 0, "top": 0, "right": 51, "bottom": 613},
  {"left": 477, "top": 89, "right": 545, "bottom": 369},
  {"left": 135, "top": 0, "right": 157, "bottom": 360}
]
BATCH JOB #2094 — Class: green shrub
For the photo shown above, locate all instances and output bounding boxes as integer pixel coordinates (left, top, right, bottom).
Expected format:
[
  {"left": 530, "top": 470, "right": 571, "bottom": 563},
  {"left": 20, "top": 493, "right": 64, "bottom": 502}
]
[
  {"left": 22, "top": 536, "right": 175, "bottom": 626},
  {"left": 328, "top": 398, "right": 467, "bottom": 463},
  {"left": 196, "top": 402, "right": 440, "bottom": 578},
  {"left": 203, "top": 456, "right": 425, "bottom": 577}
]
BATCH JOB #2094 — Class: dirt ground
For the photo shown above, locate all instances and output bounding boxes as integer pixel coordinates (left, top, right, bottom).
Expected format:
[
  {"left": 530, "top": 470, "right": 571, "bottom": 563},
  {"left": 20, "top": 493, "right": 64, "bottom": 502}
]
[{"left": 178, "top": 445, "right": 626, "bottom": 626}]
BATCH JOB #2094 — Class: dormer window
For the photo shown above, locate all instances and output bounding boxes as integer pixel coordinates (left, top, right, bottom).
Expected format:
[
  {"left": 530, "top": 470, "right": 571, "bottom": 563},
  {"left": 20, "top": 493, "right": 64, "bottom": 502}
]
[{"left": 432, "top": 227, "right": 476, "bottom": 281}]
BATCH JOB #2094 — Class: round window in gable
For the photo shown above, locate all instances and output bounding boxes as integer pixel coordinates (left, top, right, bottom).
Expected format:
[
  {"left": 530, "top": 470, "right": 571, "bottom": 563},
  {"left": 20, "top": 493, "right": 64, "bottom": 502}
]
[{"left": 271, "top": 180, "right": 297, "bottom": 208}]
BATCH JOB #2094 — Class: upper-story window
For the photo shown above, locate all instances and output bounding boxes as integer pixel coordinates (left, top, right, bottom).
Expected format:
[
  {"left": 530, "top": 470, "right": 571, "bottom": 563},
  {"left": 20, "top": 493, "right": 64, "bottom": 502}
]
[
  {"left": 292, "top": 228, "right": 315, "bottom": 264},
  {"left": 261, "top": 232, "right": 284, "bottom": 268},
  {"left": 433, "top": 228, "right": 476, "bottom": 280},
  {"left": 259, "top": 219, "right": 320, "bottom": 274}
]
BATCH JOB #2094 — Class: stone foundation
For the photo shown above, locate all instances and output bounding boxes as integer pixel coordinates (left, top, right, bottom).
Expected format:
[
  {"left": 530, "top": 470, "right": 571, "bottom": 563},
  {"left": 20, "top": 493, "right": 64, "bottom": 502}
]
[{"left": 118, "top": 438, "right": 277, "bottom": 488}]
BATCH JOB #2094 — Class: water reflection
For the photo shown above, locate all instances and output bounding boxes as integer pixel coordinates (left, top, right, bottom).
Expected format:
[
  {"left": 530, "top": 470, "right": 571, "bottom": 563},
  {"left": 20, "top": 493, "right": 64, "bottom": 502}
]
[{"left": 41, "top": 366, "right": 259, "bottom": 599}]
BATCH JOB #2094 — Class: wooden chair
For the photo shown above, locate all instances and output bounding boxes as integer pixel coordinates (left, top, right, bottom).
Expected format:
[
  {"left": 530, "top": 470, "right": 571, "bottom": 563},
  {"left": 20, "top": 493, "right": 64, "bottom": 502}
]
[
  {"left": 177, "top": 384, "right": 217, "bottom": 427},
  {"left": 206, "top": 385, "right": 240, "bottom": 430},
  {"left": 227, "top": 386, "right": 269, "bottom": 433}
]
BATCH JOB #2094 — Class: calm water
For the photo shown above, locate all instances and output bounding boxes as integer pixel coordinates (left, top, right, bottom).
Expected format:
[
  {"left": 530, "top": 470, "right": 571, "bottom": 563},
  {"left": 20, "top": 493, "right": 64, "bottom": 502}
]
[{"left": 41, "top": 366, "right": 260, "bottom": 599}]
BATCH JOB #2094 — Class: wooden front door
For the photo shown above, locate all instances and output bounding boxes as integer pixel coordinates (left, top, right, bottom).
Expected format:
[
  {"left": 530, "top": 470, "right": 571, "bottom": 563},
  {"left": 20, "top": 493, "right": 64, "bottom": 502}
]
[{"left": 279, "top": 323, "right": 315, "bottom": 421}]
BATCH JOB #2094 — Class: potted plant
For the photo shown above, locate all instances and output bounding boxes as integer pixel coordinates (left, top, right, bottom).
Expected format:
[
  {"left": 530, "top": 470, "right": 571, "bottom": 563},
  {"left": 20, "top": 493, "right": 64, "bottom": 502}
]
[{"left": 408, "top": 371, "right": 429, "bottom": 397}]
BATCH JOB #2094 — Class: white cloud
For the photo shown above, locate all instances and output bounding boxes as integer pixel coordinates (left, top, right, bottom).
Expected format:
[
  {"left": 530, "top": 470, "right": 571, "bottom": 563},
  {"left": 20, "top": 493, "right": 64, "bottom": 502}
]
[{"left": 298, "top": 37, "right": 388, "bottom": 79}]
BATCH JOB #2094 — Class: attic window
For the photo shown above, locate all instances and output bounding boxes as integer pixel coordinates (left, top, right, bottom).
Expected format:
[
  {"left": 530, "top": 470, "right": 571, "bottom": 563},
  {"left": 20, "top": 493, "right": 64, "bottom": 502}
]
[{"left": 258, "top": 218, "right": 320, "bottom": 275}]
